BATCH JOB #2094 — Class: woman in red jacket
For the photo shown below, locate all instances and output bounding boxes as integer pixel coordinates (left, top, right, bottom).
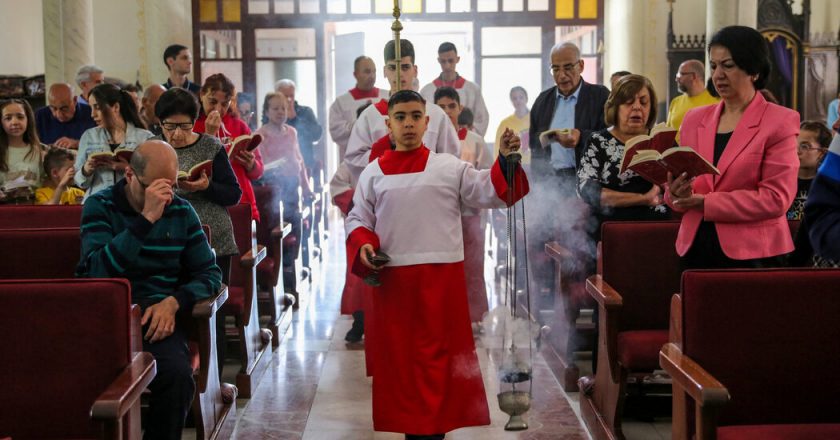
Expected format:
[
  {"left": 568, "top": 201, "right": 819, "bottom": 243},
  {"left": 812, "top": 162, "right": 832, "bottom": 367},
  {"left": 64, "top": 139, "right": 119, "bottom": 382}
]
[{"left": 194, "top": 73, "right": 264, "bottom": 222}]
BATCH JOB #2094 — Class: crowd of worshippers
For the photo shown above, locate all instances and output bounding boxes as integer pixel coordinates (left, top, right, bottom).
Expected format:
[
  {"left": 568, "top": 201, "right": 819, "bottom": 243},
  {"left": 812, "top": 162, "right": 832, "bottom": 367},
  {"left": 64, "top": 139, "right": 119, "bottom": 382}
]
[{"left": 5, "top": 23, "right": 840, "bottom": 439}]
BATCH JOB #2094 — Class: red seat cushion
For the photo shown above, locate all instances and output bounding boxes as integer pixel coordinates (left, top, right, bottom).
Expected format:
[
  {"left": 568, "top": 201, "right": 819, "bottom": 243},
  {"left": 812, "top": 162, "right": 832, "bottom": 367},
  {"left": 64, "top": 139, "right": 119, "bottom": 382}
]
[
  {"left": 617, "top": 330, "right": 668, "bottom": 370},
  {"left": 220, "top": 286, "right": 245, "bottom": 315},
  {"left": 257, "top": 256, "right": 275, "bottom": 286},
  {"left": 718, "top": 424, "right": 840, "bottom": 440}
]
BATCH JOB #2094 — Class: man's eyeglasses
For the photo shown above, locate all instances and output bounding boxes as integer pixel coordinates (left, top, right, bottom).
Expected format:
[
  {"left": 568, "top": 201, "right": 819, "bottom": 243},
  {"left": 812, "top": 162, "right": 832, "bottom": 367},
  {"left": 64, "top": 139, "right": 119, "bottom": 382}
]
[
  {"left": 550, "top": 61, "right": 580, "bottom": 74},
  {"left": 676, "top": 71, "right": 696, "bottom": 79},
  {"left": 161, "top": 121, "right": 195, "bottom": 132}
]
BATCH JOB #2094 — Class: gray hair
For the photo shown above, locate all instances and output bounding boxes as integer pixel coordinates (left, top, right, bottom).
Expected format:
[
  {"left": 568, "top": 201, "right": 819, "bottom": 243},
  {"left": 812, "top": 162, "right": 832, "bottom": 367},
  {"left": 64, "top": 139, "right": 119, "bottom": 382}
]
[
  {"left": 274, "top": 79, "right": 296, "bottom": 91},
  {"left": 550, "top": 42, "right": 580, "bottom": 60},
  {"left": 75, "top": 64, "right": 104, "bottom": 86}
]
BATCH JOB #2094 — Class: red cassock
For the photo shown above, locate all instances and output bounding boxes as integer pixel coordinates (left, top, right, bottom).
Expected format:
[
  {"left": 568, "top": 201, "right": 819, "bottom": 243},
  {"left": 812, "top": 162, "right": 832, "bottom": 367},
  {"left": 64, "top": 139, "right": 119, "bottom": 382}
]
[{"left": 346, "top": 146, "right": 528, "bottom": 434}]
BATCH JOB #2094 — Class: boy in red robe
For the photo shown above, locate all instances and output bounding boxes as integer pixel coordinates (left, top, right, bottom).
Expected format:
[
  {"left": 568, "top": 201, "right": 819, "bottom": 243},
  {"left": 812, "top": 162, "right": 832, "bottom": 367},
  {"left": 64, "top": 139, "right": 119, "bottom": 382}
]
[{"left": 345, "top": 90, "right": 529, "bottom": 438}]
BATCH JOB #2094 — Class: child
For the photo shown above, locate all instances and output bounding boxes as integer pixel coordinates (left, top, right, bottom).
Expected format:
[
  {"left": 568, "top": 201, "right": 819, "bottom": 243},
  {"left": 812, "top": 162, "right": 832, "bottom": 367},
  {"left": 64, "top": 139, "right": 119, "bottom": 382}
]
[
  {"left": 346, "top": 90, "right": 528, "bottom": 439},
  {"left": 788, "top": 120, "right": 832, "bottom": 220},
  {"left": 434, "top": 87, "right": 493, "bottom": 326},
  {"left": 36, "top": 148, "right": 84, "bottom": 205},
  {"left": 0, "top": 99, "right": 44, "bottom": 202}
]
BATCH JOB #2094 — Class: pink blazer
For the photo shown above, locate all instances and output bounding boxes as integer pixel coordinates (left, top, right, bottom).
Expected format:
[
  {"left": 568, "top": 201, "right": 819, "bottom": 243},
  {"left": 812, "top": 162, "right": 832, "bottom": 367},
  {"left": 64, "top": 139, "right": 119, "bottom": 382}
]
[{"left": 666, "top": 92, "right": 799, "bottom": 259}]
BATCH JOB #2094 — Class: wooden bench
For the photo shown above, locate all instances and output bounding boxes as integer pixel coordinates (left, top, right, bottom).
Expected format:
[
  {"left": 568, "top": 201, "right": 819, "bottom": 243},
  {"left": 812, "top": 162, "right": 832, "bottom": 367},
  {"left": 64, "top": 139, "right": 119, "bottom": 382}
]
[
  {"left": 582, "top": 220, "right": 682, "bottom": 440},
  {"left": 661, "top": 268, "right": 840, "bottom": 440},
  {"left": 224, "top": 204, "right": 272, "bottom": 398},
  {"left": 0, "top": 227, "right": 234, "bottom": 439},
  {"left": 0, "top": 278, "right": 155, "bottom": 439}
]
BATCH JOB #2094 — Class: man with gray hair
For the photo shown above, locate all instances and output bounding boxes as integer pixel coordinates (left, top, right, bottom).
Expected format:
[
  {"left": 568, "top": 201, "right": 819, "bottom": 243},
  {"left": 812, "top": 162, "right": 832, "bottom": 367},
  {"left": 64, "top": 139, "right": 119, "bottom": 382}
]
[
  {"left": 34, "top": 83, "right": 96, "bottom": 149},
  {"left": 527, "top": 41, "right": 609, "bottom": 309},
  {"left": 328, "top": 56, "right": 389, "bottom": 161},
  {"left": 276, "top": 79, "right": 324, "bottom": 172},
  {"left": 666, "top": 59, "right": 719, "bottom": 135},
  {"left": 75, "top": 64, "right": 105, "bottom": 105}
]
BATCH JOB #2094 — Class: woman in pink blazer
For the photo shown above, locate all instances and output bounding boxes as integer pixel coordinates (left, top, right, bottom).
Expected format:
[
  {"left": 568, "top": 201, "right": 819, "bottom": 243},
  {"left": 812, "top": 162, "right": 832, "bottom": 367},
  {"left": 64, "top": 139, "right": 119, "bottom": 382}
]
[{"left": 666, "top": 26, "right": 799, "bottom": 269}]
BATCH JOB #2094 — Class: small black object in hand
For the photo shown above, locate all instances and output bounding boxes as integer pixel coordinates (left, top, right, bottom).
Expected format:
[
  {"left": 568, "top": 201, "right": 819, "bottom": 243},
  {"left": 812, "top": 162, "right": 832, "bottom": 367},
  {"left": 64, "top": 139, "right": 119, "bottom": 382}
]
[{"left": 363, "top": 251, "right": 391, "bottom": 286}]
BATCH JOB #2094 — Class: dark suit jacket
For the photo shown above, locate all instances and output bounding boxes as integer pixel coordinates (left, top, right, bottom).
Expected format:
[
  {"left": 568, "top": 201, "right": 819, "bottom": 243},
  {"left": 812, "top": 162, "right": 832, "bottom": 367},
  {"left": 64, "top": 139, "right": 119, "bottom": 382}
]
[{"left": 529, "top": 80, "right": 610, "bottom": 177}]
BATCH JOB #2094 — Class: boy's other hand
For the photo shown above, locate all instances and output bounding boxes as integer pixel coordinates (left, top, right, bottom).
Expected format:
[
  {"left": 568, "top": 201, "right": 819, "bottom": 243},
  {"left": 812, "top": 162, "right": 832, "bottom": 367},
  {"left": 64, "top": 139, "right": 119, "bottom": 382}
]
[{"left": 359, "top": 244, "right": 379, "bottom": 270}]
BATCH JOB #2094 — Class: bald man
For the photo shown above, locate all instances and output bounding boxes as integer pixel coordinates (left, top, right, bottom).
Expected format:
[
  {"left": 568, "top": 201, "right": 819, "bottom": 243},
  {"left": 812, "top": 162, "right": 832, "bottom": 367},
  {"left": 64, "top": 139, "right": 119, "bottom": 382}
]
[
  {"left": 328, "top": 56, "right": 389, "bottom": 161},
  {"left": 34, "top": 83, "right": 97, "bottom": 149},
  {"left": 77, "top": 140, "right": 221, "bottom": 439},
  {"left": 666, "top": 59, "right": 720, "bottom": 135},
  {"left": 141, "top": 84, "right": 168, "bottom": 136}
]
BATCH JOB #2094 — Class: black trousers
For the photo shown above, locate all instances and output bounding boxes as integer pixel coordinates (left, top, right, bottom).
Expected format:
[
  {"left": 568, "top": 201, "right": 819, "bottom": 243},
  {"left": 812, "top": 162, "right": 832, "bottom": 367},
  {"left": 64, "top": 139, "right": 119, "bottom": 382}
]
[
  {"left": 141, "top": 321, "right": 195, "bottom": 440},
  {"left": 682, "top": 221, "right": 782, "bottom": 270}
]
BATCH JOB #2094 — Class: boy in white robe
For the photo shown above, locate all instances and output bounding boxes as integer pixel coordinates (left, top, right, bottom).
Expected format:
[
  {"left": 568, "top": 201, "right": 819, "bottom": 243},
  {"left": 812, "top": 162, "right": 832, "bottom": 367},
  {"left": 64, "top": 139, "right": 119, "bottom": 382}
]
[
  {"left": 345, "top": 90, "right": 528, "bottom": 438},
  {"left": 345, "top": 39, "right": 460, "bottom": 181}
]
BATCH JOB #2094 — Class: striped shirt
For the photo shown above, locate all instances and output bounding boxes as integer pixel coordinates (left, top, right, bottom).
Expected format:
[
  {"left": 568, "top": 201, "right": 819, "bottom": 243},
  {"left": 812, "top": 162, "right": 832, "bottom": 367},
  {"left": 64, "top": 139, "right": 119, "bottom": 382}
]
[{"left": 77, "top": 179, "right": 221, "bottom": 310}]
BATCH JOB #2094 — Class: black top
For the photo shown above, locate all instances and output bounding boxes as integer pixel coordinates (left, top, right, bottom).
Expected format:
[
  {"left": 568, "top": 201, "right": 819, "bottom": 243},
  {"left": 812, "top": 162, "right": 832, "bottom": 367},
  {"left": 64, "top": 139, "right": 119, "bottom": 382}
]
[{"left": 714, "top": 131, "right": 733, "bottom": 166}]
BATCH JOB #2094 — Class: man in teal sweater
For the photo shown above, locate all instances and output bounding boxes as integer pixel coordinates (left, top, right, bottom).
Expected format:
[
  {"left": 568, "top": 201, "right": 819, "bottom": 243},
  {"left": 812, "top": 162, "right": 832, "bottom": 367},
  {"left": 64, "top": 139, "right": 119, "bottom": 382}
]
[{"left": 77, "top": 139, "right": 221, "bottom": 439}]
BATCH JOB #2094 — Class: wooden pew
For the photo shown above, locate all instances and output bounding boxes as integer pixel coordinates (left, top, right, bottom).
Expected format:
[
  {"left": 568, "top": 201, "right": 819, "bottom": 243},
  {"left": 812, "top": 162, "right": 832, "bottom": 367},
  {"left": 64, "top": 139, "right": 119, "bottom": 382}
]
[
  {"left": 253, "top": 184, "right": 295, "bottom": 346},
  {"left": 224, "top": 204, "right": 272, "bottom": 398},
  {"left": 0, "top": 227, "right": 235, "bottom": 440},
  {"left": 582, "top": 220, "right": 682, "bottom": 440},
  {"left": 661, "top": 268, "right": 840, "bottom": 440},
  {"left": 0, "top": 278, "right": 155, "bottom": 440},
  {"left": 0, "top": 204, "right": 83, "bottom": 228}
]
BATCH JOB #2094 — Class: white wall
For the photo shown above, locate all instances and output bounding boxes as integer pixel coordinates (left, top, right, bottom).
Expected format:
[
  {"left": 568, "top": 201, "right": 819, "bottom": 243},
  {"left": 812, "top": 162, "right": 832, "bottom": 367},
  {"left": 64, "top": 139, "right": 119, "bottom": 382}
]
[
  {"left": 0, "top": 0, "right": 44, "bottom": 76},
  {"left": 92, "top": 0, "right": 192, "bottom": 87}
]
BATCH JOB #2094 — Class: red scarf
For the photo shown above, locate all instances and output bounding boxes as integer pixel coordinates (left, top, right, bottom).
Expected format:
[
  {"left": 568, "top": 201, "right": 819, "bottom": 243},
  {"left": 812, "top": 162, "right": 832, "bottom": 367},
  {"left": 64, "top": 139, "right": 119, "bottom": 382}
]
[
  {"left": 374, "top": 99, "right": 389, "bottom": 116},
  {"left": 432, "top": 74, "right": 466, "bottom": 89},
  {"left": 457, "top": 127, "right": 468, "bottom": 141}
]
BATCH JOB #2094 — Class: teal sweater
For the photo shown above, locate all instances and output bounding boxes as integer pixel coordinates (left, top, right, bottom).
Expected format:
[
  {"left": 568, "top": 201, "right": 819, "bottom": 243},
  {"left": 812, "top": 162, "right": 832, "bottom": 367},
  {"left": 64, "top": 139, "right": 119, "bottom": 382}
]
[{"left": 77, "top": 179, "right": 221, "bottom": 310}]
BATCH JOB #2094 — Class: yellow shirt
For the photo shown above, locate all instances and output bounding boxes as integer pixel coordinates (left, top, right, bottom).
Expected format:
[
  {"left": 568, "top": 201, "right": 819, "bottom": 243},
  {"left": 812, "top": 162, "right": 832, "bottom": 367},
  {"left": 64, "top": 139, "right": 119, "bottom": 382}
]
[
  {"left": 667, "top": 90, "right": 720, "bottom": 141},
  {"left": 494, "top": 112, "right": 531, "bottom": 164},
  {"left": 35, "top": 186, "right": 85, "bottom": 205}
]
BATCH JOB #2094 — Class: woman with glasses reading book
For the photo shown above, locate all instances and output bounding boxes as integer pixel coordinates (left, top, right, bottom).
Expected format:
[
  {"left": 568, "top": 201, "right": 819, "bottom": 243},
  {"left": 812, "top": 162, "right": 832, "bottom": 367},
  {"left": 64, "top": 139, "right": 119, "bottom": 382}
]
[{"left": 155, "top": 87, "right": 241, "bottom": 284}]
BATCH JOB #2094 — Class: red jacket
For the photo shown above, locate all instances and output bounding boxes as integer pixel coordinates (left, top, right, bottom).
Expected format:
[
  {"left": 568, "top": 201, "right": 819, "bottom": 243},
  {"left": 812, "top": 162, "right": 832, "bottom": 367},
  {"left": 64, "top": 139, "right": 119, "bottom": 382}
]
[{"left": 194, "top": 113, "right": 264, "bottom": 222}]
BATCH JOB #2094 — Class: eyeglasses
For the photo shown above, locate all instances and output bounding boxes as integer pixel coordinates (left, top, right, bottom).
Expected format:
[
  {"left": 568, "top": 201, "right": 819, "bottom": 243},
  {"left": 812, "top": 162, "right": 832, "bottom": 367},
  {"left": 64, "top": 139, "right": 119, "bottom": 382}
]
[
  {"left": 798, "top": 142, "right": 826, "bottom": 151},
  {"left": 161, "top": 121, "right": 195, "bottom": 132},
  {"left": 550, "top": 61, "right": 580, "bottom": 74},
  {"left": 675, "top": 71, "right": 695, "bottom": 79}
]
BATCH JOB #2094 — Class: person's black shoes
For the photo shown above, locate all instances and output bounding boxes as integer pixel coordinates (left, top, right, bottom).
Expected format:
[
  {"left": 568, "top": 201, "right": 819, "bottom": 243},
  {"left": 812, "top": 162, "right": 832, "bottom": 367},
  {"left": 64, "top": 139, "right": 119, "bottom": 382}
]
[{"left": 344, "top": 310, "right": 365, "bottom": 343}]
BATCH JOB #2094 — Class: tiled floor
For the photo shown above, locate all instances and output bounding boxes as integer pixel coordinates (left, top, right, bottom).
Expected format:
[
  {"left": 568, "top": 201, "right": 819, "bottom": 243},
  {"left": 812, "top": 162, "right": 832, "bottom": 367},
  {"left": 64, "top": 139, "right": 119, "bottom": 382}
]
[{"left": 212, "top": 212, "right": 669, "bottom": 439}]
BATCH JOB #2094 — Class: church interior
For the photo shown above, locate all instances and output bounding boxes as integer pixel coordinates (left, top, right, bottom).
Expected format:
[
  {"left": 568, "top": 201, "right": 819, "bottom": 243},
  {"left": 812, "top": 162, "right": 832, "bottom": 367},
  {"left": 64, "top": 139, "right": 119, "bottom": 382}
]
[{"left": 1, "top": 0, "right": 839, "bottom": 439}]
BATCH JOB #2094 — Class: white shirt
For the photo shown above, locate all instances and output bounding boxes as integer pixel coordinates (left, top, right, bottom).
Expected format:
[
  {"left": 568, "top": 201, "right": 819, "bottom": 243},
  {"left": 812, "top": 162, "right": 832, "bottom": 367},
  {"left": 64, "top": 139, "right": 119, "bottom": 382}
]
[
  {"left": 328, "top": 88, "right": 390, "bottom": 161},
  {"left": 420, "top": 77, "right": 490, "bottom": 136},
  {"left": 344, "top": 100, "right": 460, "bottom": 180}
]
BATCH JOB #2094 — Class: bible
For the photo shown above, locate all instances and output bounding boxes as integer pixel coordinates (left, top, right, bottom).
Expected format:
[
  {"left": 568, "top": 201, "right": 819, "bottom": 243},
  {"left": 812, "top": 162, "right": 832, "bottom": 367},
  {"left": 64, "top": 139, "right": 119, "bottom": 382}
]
[
  {"left": 177, "top": 160, "right": 213, "bottom": 182},
  {"left": 88, "top": 148, "right": 133, "bottom": 163},
  {"left": 227, "top": 133, "right": 263, "bottom": 158},
  {"left": 620, "top": 123, "right": 678, "bottom": 172},
  {"left": 538, "top": 128, "right": 572, "bottom": 148},
  {"left": 627, "top": 147, "right": 719, "bottom": 186}
]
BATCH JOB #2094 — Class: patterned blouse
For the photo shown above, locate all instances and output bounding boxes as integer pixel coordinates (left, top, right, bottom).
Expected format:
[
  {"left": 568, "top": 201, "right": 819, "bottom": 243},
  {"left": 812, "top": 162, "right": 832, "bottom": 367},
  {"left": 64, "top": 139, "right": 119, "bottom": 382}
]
[{"left": 577, "top": 129, "right": 669, "bottom": 225}]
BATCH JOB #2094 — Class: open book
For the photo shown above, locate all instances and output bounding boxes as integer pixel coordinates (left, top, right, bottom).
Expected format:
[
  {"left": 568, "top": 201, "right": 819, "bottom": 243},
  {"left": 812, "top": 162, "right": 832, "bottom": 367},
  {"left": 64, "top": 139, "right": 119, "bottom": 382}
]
[
  {"left": 89, "top": 148, "right": 133, "bottom": 163},
  {"left": 539, "top": 128, "right": 572, "bottom": 148},
  {"left": 227, "top": 133, "right": 263, "bottom": 158},
  {"left": 177, "top": 160, "right": 213, "bottom": 182},
  {"left": 627, "top": 147, "right": 719, "bottom": 186},
  {"left": 620, "top": 123, "right": 678, "bottom": 173}
]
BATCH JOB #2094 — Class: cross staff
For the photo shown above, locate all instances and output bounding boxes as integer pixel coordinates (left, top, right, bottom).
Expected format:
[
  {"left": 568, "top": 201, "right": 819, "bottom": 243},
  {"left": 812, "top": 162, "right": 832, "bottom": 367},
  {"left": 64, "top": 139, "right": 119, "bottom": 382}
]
[{"left": 392, "top": 0, "right": 403, "bottom": 87}]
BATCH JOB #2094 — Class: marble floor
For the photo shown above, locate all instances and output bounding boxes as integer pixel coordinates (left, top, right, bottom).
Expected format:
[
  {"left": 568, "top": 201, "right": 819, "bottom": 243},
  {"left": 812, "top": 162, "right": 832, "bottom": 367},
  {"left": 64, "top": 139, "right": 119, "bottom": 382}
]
[{"left": 211, "top": 212, "right": 670, "bottom": 439}]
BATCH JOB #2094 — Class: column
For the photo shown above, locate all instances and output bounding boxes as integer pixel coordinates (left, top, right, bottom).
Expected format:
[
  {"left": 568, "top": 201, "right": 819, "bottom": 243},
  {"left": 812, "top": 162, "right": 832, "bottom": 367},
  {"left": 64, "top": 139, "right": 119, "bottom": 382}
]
[
  {"left": 603, "top": 0, "right": 646, "bottom": 82},
  {"left": 43, "top": 0, "right": 95, "bottom": 87}
]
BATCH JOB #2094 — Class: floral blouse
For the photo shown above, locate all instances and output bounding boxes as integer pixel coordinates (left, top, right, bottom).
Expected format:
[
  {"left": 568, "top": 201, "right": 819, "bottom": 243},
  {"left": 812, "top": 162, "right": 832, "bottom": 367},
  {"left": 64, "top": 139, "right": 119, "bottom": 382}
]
[{"left": 577, "top": 129, "right": 669, "bottom": 223}]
